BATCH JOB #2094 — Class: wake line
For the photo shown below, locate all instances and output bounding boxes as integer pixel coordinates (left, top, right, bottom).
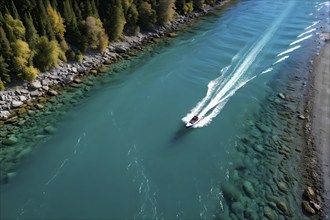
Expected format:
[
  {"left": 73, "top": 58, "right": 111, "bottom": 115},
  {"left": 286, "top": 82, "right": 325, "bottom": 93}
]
[{"left": 183, "top": 1, "right": 296, "bottom": 127}]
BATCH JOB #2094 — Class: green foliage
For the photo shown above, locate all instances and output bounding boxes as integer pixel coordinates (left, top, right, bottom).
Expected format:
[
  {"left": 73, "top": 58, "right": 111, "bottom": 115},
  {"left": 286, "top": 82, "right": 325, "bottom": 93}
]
[
  {"left": 105, "top": 0, "right": 126, "bottom": 41},
  {"left": 47, "top": 4, "right": 66, "bottom": 40},
  {"left": 0, "top": 55, "right": 10, "bottom": 83},
  {"left": 4, "top": 14, "right": 26, "bottom": 41},
  {"left": 84, "top": 16, "right": 109, "bottom": 51},
  {"left": 23, "top": 13, "right": 39, "bottom": 48},
  {"left": 137, "top": 2, "right": 157, "bottom": 30},
  {"left": 0, "top": 79, "right": 4, "bottom": 90},
  {"left": 75, "top": 51, "right": 83, "bottom": 62},
  {"left": 157, "top": 0, "right": 176, "bottom": 25},
  {"left": 11, "top": 39, "right": 39, "bottom": 81},
  {"left": 33, "top": 36, "right": 61, "bottom": 71}
]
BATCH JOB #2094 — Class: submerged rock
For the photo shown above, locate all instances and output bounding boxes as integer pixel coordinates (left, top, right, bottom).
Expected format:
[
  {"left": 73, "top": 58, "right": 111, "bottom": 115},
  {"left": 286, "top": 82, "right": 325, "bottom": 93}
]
[
  {"left": 302, "top": 201, "right": 316, "bottom": 215},
  {"left": 303, "top": 186, "right": 316, "bottom": 200},
  {"left": 277, "top": 181, "right": 288, "bottom": 193},
  {"left": 264, "top": 206, "right": 276, "bottom": 220},
  {"left": 44, "top": 126, "right": 57, "bottom": 134},
  {"left": 2, "top": 135, "right": 18, "bottom": 146},
  {"left": 48, "top": 89, "right": 58, "bottom": 96},
  {"left": 298, "top": 114, "right": 306, "bottom": 120},
  {"left": 276, "top": 200, "right": 289, "bottom": 215},
  {"left": 243, "top": 181, "right": 255, "bottom": 198},
  {"left": 222, "top": 183, "right": 242, "bottom": 202}
]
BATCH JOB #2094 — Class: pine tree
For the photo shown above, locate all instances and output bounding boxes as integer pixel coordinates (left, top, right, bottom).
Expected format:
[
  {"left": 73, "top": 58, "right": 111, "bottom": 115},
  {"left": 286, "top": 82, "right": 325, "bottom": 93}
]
[
  {"left": 0, "top": 26, "right": 13, "bottom": 63},
  {"left": 137, "top": 1, "right": 156, "bottom": 30},
  {"left": 0, "top": 55, "right": 10, "bottom": 84},
  {"left": 157, "top": 0, "right": 176, "bottom": 25},
  {"left": 23, "top": 13, "right": 39, "bottom": 48},
  {"left": 105, "top": 0, "right": 126, "bottom": 40},
  {"left": 33, "top": 36, "right": 61, "bottom": 71},
  {"left": 3, "top": 14, "right": 26, "bottom": 42},
  {"left": 47, "top": 3, "right": 66, "bottom": 40},
  {"left": 9, "top": 0, "right": 20, "bottom": 19}
]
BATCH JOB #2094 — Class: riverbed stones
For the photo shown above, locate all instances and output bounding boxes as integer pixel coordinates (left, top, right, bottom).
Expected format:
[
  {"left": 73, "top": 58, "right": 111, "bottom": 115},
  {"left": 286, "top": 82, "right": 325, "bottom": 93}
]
[
  {"left": 2, "top": 135, "right": 18, "bottom": 146},
  {"left": 302, "top": 201, "right": 316, "bottom": 215},
  {"left": 48, "top": 89, "right": 58, "bottom": 96},
  {"left": 298, "top": 114, "right": 306, "bottom": 120},
  {"left": 276, "top": 200, "right": 289, "bottom": 215},
  {"left": 44, "top": 126, "right": 57, "bottom": 134},
  {"left": 0, "top": 111, "right": 11, "bottom": 119},
  {"left": 303, "top": 186, "right": 316, "bottom": 200},
  {"left": 243, "top": 181, "right": 255, "bottom": 198},
  {"left": 30, "top": 81, "right": 42, "bottom": 89},
  {"left": 264, "top": 206, "right": 276, "bottom": 220},
  {"left": 277, "top": 181, "right": 288, "bottom": 193},
  {"left": 12, "top": 100, "right": 24, "bottom": 108},
  {"left": 35, "top": 103, "right": 44, "bottom": 109},
  {"left": 278, "top": 93, "right": 286, "bottom": 100}
]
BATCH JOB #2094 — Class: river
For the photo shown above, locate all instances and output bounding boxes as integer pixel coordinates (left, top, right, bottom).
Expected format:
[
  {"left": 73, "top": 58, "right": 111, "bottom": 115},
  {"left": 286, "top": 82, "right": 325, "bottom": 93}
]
[{"left": 1, "top": 0, "right": 329, "bottom": 219}]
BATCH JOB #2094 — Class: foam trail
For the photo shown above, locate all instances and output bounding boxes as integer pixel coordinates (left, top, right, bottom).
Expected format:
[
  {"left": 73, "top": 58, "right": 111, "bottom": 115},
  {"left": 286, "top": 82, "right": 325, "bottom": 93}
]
[
  {"left": 276, "top": 45, "right": 301, "bottom": 57},
  {"left": 297, "top": 28, "right": 316, "bottom": 38},
  {"left": 304, "top": 21, "right": 319, "bottom": 30},
  {"left": 183, "top": 1, "right": 295, "bottom": 127},
  {"left": 273, "top": 55, "right": 289, "bottom": 65},
  {"left": 290, "top": 34, "right": 313, "bottom": 45},
  {"left": 260, "top": 67, "right": 273, "bottom": 75}
]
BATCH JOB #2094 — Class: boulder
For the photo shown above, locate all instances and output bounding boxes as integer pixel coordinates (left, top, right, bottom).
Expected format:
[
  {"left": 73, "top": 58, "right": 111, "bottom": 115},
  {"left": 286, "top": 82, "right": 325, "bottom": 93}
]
[
  {"left": 264, "top": 206, "right": 276, "bottom": 220},
  {"left": 77, "top": 67, "right": 85, "bottom": 74},
  {"left": 16, "top": 147, "right": 32, "bottom": 160},
  {"left": 302, "top": 201, "right": 316, "bottom": 215},
  {"left": 90, "top": 69, "right": 97, "bottom": 74},
  {"left": 63, "top": 75, "right": 73, "bottom": 84},
  {"left": 298, "top": 114, "right": 306, "bottom": 120},
  {"left": 12, "top": 100, "right": 24, "bottom": 108},
  {"left": 31, "top": 81, "right": 42, "bottom": 89},
  {"left": 276, "top": 201, "right": 289, "bottom": 215},
  {"left": 44, "top": 126, "right": 57, "bottom": 134},
  {"left": 48, "top": 89, "right": 58, "bottom": 96},
  {"left": 243, "top": 181, "right": 255, "bottom": 198},
  {"left": 277, "top": 182, "right": 288, "bottom": 193},
  {"left": 0, "top": 111, "right": 11, "bottom": 119},
  {"left": 115, "top": 46, "right": 126, "bottom": 53},
  {"left": 35, "top": 103, "right": 44, "bottom": 109},
  {"left": 278, "top": 93, "right": 286, "bottom": 100},
  {"left": 17, "top": 108, "right": 27, "bottom": 115},
  {"left": 30, "top": 90, "right": 41, "bottom": 97},
  {"left": 303, "top": 186, "right": 316, "bottom": 200},
  {"left": 2, "top": 136, "right": 18, "bottom": 146},
  {"left": 19, "top": 96, "right": 27, "bottom": 102},
  {"left": 222, "top": 183, "right": 241, "bottom": 202}
]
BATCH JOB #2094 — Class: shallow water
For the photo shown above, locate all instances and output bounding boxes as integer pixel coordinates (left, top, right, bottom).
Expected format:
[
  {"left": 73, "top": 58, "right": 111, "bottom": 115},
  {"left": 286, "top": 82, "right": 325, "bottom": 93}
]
[{"left": 1, "top": 0, "right": 329, "bottom": 219}]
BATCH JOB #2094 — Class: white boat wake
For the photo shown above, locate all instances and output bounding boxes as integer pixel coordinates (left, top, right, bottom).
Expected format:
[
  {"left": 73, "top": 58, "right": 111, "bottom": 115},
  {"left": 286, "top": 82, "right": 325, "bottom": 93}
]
[{"left": 182, "top": 1, "right": 296, "bottom": 128}]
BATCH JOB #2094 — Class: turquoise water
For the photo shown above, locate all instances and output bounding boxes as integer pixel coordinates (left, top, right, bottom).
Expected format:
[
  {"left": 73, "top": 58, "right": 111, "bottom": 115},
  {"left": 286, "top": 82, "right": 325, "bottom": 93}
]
[{"left": 1, "top": 0, "right": 329, "bottom": 219}]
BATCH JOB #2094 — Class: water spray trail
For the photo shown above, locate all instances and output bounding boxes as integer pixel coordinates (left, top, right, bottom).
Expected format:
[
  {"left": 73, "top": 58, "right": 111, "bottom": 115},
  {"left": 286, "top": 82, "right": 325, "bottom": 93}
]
[{"left": 183, "top": 1, "right": 296, "bottom": 127}]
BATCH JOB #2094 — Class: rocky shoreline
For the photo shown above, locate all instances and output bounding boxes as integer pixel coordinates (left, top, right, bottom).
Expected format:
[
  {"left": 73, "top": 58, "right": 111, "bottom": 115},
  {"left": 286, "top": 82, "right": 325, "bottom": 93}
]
[
  {"left": 304, "top": 32, "right": 330, "bottom": 220},
  {"left": 0, "top": 0, "right": 231, "bottom": 121}
]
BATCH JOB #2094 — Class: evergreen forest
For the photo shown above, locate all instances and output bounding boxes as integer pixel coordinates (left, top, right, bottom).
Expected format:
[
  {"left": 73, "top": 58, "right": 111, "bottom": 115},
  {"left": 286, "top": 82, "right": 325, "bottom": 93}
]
[{"left": 0, "top": 0, "right": 220, "bottom": 90}]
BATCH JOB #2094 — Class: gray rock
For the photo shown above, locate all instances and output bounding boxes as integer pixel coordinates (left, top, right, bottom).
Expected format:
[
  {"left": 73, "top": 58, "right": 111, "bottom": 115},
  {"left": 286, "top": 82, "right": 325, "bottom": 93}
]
[
  {"left": 20, "top": 89, "right": 29, "bottom": 94},
  {"left": 31, "top": 81, "right": 42, "bottom": 89},
  {"left": 63, "top": 75, "right": 73, "bottom": 84},
  {"left": 19, "top": 95, "right": 27, "bottom": 101},
  {"left": 30, "top": 90, "right": 41, "bottom": 97},
  {"left": 0, "top": 111, "right": 11, "bottom": 119},
  {"left": 12, "top": 100, "right": 23, "bottom": 108},
  {"left": 16, "top": 147, "right": 32, "bottom": 160},
  {"left": 77, "top": 67, "right": 85, "bottom": 74},
  {"left": 115, "top": 46, "right": 126, "bottom": 53},
  {"left": 298, "top": 114, "right": 306, "bottom": 120}
]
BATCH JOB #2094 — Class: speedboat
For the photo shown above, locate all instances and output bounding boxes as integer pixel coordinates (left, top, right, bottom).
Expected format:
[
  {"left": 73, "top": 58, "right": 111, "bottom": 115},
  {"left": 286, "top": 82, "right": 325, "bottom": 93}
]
[{"left": 185, "top": 116, "right": 200, "bottom": 128}]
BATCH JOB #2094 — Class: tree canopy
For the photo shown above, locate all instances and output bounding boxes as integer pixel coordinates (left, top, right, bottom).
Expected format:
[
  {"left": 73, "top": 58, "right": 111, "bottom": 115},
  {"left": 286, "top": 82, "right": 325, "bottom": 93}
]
[{"left": 0, "top": 0, "right": 223, "bottom": 89}]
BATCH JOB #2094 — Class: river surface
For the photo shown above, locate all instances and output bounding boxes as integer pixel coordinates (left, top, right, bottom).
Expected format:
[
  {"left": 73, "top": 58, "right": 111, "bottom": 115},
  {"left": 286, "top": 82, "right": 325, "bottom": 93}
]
[{"left": 1, "top": 0, "right": 329, "bottom": 219}]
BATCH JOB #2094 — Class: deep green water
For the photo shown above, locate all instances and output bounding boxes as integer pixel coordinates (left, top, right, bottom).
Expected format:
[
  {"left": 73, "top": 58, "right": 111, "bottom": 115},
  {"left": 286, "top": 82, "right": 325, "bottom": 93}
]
[{"left": 1, "top": 0, "right": 329, "bottom": 219}]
